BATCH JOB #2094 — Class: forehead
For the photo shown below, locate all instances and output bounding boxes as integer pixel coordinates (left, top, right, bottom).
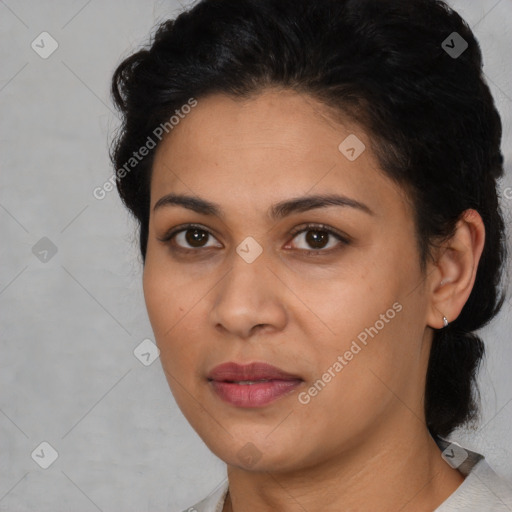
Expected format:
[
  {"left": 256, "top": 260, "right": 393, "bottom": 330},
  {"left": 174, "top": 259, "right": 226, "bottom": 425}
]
[
  {"left": 154, "top": 89, "right": 357, "bottom": 160},
  {"left": 150, "top": 89, "right": 410, "bottom": 220}
]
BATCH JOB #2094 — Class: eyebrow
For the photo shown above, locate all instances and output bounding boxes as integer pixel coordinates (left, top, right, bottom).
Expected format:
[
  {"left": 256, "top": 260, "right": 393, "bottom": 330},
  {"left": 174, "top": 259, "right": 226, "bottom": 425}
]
[{"left": 153, "top": 193, "right": 374, "bottom": 219}]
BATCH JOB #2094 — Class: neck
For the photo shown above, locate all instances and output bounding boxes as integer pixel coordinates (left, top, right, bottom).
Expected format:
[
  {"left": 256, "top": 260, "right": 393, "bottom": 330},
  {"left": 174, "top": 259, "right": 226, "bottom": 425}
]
[{"left": 223, "top": 423, "right": 464, "bottom": 512}]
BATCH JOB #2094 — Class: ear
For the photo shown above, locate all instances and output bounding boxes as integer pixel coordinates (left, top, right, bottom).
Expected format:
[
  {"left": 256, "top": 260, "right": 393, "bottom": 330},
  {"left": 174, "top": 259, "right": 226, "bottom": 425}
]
[{"left": 426, "top": 209, "right": 485, "bottom": 329}]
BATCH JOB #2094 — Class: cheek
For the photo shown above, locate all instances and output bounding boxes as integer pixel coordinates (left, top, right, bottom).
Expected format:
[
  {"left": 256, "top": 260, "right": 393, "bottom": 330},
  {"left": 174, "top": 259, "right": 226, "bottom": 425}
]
[
  {"left": 300, "top": 250, "right": 422, "bottom": 409},
  {"left": 294, "top": 312, "right": 411, "bottom": 446},
  {"left": 142, "top": 263, "right": 207, "bottom": 378},
  {"left": 142, "top": 250, "right": 193, "bottom": 326},
  {"left": 142, "top": 263, "right": 187, "bottom": 355},
  {"left": 142, "top": 265, "right": 169, "bottom": 337}
]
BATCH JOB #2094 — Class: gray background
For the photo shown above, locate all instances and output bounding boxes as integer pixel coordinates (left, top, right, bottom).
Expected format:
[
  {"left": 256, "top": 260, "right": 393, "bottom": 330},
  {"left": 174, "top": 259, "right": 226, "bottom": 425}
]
[{"left": 1, "top": 1, "right": 511, "bottom": 511}]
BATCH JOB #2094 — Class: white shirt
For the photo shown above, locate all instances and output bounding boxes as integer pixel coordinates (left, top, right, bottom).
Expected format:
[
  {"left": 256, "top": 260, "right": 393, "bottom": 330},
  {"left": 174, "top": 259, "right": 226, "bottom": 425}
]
[{"left": 179, "top": 440, "right": 512, "bottom": 511}]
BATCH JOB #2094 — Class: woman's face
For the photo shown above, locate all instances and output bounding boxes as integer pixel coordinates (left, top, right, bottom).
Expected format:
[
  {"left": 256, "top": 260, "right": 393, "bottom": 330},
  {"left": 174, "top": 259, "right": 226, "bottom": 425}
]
[{"left": 143, "top": 89, "right": 434, "bottom": 472}]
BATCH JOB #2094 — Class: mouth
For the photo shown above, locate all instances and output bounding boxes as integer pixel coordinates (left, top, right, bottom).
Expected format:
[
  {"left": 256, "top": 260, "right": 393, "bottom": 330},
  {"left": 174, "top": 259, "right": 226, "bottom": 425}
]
[
  {"left": 207, "top": 361, "right": 303, "bottom": 382},
  {"left": 207, "top": 361, "right": 304, "bottom": 408}
]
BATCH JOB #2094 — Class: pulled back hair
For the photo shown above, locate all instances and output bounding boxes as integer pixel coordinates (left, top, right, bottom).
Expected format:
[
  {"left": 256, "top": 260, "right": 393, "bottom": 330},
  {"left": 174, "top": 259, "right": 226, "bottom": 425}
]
[{"left": 109, "top": 0, "right": 507, "bottom": 439}]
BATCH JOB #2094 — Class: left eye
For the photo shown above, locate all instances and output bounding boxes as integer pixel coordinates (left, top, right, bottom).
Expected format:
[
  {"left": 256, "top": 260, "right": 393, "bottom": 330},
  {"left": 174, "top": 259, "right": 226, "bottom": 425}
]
[{"left": 287, "top": 225, "right": 348, "bottom": 252}]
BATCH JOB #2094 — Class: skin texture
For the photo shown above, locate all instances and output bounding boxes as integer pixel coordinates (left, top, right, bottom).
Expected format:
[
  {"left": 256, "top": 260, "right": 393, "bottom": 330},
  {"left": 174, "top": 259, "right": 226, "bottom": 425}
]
[{"left": 143, "top": 88, "right": 485, "bottom": 511}]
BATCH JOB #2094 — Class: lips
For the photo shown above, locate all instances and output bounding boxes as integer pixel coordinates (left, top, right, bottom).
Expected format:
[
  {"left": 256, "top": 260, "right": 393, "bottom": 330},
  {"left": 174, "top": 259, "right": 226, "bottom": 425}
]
[
  {"left": 207, "top": 362, "right": 304, "bottom": 408},
  {"left": 207, "top": 361, "right": 303, "bottom": 382}
]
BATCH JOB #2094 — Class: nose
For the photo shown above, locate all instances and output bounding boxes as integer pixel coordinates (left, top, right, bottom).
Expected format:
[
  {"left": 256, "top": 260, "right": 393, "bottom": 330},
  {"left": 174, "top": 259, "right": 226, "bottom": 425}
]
[{"left": 209, "top": 250, "right": 288, "bottom": 340}]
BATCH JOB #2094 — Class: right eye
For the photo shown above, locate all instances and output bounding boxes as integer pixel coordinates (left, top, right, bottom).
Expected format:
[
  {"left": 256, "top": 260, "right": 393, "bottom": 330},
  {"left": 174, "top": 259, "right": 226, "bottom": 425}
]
[{"left": 158, "top": 224, "right": 222, "bottom": 253}]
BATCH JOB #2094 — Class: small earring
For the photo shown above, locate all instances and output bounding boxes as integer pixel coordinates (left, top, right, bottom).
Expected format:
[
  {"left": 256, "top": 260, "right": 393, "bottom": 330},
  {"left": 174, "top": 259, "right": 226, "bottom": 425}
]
[{"left": 442, "top": 316, "right": 449, "bottom": 328}]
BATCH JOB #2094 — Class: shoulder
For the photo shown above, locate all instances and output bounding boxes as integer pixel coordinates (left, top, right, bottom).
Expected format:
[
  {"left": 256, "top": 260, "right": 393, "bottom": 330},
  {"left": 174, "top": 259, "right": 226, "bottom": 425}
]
[
  {"left": 435, "top": 439, "right": 512, "bottom": 511},
  {"left": 178, "top": 481, "right": 229, "bottom": 512}
]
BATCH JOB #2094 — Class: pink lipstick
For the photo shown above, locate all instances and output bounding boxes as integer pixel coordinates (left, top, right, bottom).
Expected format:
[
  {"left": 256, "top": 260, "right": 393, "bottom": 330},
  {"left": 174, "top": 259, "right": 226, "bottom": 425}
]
[{"left": 207, "top": 362, "right": 303, "bottom": 408}]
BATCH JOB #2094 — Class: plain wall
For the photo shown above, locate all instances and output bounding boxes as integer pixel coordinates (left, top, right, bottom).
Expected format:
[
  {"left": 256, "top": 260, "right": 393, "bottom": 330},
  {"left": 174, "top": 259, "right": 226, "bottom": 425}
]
[{"left": 1, "top": 0, "right": 511, "bottom": 510}]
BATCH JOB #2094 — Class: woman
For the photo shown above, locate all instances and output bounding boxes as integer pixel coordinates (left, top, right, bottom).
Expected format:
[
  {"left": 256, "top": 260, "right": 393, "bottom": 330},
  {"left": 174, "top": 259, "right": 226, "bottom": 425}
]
[{"left": 109, "top": 0, "right": 512, "bottom": 510}]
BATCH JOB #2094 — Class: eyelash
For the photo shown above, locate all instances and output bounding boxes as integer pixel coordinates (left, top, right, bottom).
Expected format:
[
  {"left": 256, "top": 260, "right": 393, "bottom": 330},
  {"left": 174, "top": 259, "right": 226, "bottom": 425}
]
[{"left": 158, "top": 222, "right": 351, "bottom": 257}]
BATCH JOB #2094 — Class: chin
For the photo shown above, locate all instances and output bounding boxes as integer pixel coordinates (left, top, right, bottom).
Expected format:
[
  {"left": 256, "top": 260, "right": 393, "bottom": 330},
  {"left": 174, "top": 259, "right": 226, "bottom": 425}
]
[{"left": 208, "top": 434, "right": 306, "bottom": 473}]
